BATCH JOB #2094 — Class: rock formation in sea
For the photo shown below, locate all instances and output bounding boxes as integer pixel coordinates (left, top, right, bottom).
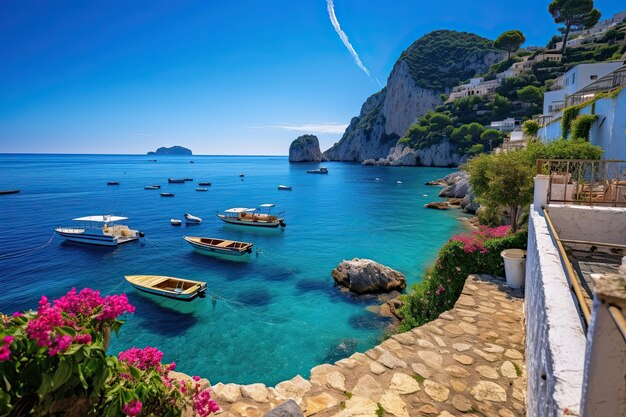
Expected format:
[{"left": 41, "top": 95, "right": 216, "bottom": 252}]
[
  {"left": 147, "top": 146, "right": 192, "bottom": 156},
  {"left": 323, "top": 30, "right": 504, "bottom": 164},
  {"left": 362, "top": 142, "right": 468, "bottom": 167},
  {"left": 426, "top": 171, "right": 480, "bottom": 214},
  {"left": 331, "top": 258, "right": 406, "bottom": 294},
  {"left": 288, "top": 135, "right": 325, "bottom": 162}
]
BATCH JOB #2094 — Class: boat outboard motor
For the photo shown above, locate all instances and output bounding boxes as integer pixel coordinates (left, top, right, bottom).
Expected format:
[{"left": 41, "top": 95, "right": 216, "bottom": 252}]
[
  {"left": 279, "top": 220, "right": 286, "bottom": 228},
  {"left": 138, "top": 232, "right": 145, "bottom": 237}
]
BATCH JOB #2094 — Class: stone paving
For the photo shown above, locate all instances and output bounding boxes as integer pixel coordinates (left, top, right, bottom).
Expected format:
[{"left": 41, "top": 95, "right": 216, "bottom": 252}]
[{"left": 210, "top": 274, "right": 526, "bottom": 417}]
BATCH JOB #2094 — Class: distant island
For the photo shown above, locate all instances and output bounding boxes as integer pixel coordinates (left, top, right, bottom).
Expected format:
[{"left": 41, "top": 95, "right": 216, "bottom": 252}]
[{"left": 147, "top": 146, "right": 192, "bottom": 155}]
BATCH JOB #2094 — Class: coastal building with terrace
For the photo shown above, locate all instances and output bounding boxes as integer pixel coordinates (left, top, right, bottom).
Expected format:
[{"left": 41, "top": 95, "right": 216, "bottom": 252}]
[
  {"left": 526, "top": 159, "right": 626, "bottom": 417},
  {"left": 446, "top": 77, "right": 501, "bottom": 102},
  {"left": 555, "top": 10, "right": 626, "bottom": 50},
  {"left": 490, "top": 118, "right": 522, "bottom": 132}
]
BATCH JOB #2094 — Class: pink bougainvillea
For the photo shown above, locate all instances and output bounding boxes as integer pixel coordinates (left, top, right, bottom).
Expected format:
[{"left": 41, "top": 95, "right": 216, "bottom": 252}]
[
  {"left": 0, "top": 335, "right": 14, "bottom": 362},
  {"left": 193, "top": 389, "right": 220, "bottom": 417},
  {"left": 122, "top": 399, "right": 143, "bottom": 416},
  {"left": 118, "top": 346, "right": 164, "bottom": 371},
  {"left": 450, "top": 225, "right": 512, "bottom": 254}
]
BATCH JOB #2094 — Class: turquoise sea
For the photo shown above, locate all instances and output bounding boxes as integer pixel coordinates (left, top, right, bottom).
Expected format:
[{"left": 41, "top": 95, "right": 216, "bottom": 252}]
[{"left": 0, "top": 154, "right": 468, "bottom": 385}]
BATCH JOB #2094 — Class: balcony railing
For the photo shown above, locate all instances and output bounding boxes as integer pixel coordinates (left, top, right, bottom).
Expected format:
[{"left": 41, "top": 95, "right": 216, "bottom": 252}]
[
  {"left": 564, "top": 64, "right": 626, "bottom": 108},
  {"left": 537, "top": 159, "right": 626, "bottom": 206}
]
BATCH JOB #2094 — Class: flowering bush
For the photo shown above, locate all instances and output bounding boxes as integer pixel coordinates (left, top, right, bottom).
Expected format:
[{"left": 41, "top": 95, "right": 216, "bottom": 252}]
[
  {"left": 0, "top": 288, "right": 218, "bottom": 417},
  {"left": 398, "top": 227, "right": 527, "bottom": 330}
]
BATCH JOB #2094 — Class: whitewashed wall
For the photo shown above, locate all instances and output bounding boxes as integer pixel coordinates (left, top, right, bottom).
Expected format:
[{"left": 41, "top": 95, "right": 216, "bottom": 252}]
[
  {"left": 538, "top": 119, "right": 563, "bottom": 143},
  {"left": 586, "top": 88, "right": 626, "bottom": 161},
  {"left": 525, "top": 206, "right": 587, "bottom": 417},
  {"left": 547, "top": 204, "right": 626, "bottom": 246}
]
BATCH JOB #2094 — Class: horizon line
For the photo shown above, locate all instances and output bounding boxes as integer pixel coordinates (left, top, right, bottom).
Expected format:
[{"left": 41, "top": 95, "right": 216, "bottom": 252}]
[{"left": 0, "top": 152, "right": 293, "bottom": 157}]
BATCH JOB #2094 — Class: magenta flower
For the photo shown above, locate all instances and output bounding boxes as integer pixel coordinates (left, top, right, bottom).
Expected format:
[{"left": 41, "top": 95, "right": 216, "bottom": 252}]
[
  {"left": 192, "top": 375, "right": 201, "bottom": 382},
  {"left": 73, "top": 333, "right": 93, "bottom": 344},
  {"left": 98, "top": 294, "right": 135, "bottom": 320},
  {"left": 0, "top": 335, "right": 15, "bottom": 362},
  {"left": 122, "top": 399, "right": 142, "bottom": 416},
  {"left": 167, "top": 362, "right": 177, "bottom": 371},
  {"left": 118, "top": 346, "right": 164, "bottom": 370},
  {"left": 193, "top": 389, "right": 220, "bottom": 417}
]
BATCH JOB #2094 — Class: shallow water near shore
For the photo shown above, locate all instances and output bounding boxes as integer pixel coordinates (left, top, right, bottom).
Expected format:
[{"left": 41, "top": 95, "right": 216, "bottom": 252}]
[{"left": 0, "top": 154, "right": 468, "bottom": 385}]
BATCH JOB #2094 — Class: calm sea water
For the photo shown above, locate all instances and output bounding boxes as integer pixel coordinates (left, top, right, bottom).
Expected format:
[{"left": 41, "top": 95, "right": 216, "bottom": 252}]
[{"left": 0, "top": 154, "right": 468, "bottom": 385}]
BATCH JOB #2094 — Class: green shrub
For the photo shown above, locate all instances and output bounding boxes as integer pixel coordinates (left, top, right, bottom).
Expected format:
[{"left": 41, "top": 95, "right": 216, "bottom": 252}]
[
  {"left": 398, "top": 228, "right": 527, "bottom": 330},
  {"left": 570, "top": 114, "right": 598, "bottom": 141},
  {"left": 561, "top": 105, "right": 581, "bottom": 138}
]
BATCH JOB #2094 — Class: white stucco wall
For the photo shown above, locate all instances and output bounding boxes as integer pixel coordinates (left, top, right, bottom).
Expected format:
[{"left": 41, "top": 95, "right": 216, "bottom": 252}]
[
  {"left": 538, "top": 118, "right": 563, "bottom": 143},
  {"left": 586, "top": 88, "right": 626, "bottom": 160},
  {"left": 525, "top": 205, "right": 587, "bottom": 417},
  {"left": 547, "top": 204, "right": 626, "bottom": 246}
]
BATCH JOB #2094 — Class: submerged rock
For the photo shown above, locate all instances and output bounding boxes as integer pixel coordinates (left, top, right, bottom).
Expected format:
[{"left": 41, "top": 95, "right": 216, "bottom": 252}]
[
  {"left": 331, "top": 258, "right": 406, "bottom": 294},
  {"left": 289, "top": 135, "right": 325, "bottom": 162},
  {"left": 425, "top": 202, "right": 449, "bottom": 210},
  {"left": 322, "top": 338, "right": 358, "bottom": 363}
]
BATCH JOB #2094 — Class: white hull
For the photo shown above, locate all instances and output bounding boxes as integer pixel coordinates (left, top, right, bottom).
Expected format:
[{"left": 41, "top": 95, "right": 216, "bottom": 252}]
[
  {"left": 217, "top": 215, "right": 281, "bottom": 228},
  {"left": 55, "top": 229, "right": 138, "bottom": 246}
]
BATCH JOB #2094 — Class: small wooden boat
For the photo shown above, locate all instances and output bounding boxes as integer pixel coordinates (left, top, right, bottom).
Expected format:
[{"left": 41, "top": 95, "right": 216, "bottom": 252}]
[
  {"left": 184, "top": 236, "right": 253, "bottom": 257},
  {"left": 107, "top": 181, "right": 120, "bottom": 185},
  {"left": 171, "top": 219, "right": 182, "bottom": 226},
  {"left": 161, "top": 192, "right": 175, "bottom": 197},
  {"left": 217, "top": 204, "right": 286, "bottom": 228},
  {"left": 168, "top": 178, "right": 185, "bottom": 184},
  {"left": 125, "top": 275, "right": 207, "bottom": 301},
  {"left": 198, "top": 182, "right": 211, "bottom": 186},
  {"left": 307, "top": 167, "right": 328, "bottom": 174},
  {"left": 278, "top": 185, "right": 292, "bottom": 191},
  {"left": 196, "top": 187, "right": 208, "bottom": 192},
  {"left": 185, "top": 213, "right": 202, "bottom": 224},
  {"left": 0, "top": 190, "right": 20, "bottom": 195},
  {"left": 145, "top": 186, "right": 159, "bottom": 190}
]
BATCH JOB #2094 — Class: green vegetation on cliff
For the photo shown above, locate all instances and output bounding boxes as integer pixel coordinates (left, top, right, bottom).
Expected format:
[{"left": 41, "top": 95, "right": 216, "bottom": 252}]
[{"left": 399, "top": 30, "right": 501, "bottom": 91}]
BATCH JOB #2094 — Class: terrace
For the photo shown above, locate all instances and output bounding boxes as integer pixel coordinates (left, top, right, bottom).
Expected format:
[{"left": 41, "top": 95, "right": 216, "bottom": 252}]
[{"left": 526, "top": 159, "right": 626, "bottom": 417}]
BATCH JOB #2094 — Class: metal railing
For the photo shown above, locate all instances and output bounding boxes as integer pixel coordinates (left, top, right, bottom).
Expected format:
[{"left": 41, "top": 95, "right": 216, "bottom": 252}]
[{"left": 537, "top": 159, "right": 626, "bottom": 206}]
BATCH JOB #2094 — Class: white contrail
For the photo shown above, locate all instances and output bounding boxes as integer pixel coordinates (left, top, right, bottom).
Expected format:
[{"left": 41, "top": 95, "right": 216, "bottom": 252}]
[{"left": 326, "top": 0, "right": 371, "bottom": 77}]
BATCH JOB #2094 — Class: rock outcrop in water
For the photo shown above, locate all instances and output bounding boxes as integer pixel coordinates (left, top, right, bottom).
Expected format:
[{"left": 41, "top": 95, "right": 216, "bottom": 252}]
[
  {"left": 288, "top": 135, "right": 325, "bottom": 162},
  {"left": 147, "top": 146, "right": 192, "bottom": 156},
  {"left": 331, "top": 258, "right": 406, "bottom": 294},
  {"left": 323, "top": 30, "right": 504, "bottom": 164},
  {"left": 426, "top": 171, "right": 480, "bottom": 214},
  {"left": 362, "top": 142, "right": 468, "bottom": 167}
]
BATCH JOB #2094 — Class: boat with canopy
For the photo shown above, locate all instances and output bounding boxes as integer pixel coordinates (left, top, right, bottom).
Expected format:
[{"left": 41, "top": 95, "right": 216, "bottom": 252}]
[
  {"left": 183, "top": 236, "right": 253, "bottom": 257},
  {"left": 55, "top": 215, "right": 143, "bottom": 246},
  {"left": 125, "top": 275, "right": 207, "bottom": 301},
  {"left": 216, "top": 204, "right": 286, "bottom": 228}
]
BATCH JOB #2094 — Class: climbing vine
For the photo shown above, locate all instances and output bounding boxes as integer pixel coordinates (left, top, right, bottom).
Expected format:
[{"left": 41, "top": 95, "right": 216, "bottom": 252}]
[{"left": 570, "top": 114, "right": 599, "bottom": 141}]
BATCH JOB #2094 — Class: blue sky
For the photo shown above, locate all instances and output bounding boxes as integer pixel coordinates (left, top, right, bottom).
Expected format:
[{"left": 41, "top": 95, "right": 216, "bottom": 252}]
[{"left": 0, "top": 0, "right": 623, "bottom": 155}]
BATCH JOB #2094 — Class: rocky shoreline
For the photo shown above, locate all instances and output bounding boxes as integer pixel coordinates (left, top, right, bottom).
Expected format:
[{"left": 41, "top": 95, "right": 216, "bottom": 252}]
[{"left": 424, "top": 171, "right": 479, "bottom": 214}]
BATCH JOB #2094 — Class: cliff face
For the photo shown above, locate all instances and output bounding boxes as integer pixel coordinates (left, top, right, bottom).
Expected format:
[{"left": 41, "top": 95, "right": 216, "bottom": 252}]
[
  {"left": 363, "top": 142, "right": 467, "bottom": 167},
  {"left": 288, "top": 135, "right": 325, "bottom": 162},
  {"left": 324, "top": 30, "right": 504, "bottom": 164}
]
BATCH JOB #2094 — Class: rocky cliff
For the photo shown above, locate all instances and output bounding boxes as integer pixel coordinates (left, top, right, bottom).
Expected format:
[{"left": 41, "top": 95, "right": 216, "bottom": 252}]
[
  {"left": 362, "top": 142, "right": 468, "bottom": 167},
  {"left": 324, "top": 30, "right": 504, "bottom": 163},
  {"left": 288, "top": 135, "right": 325, "bottom": 162}
]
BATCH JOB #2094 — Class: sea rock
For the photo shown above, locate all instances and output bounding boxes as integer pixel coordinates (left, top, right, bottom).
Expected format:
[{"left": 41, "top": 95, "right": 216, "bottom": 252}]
[
  {"left": 241, "top": 383, "right": 270, "bottom": 403},
  {"left": 212, "top": 383, "right": 242, "bottom": 403},
  {"left": 147, "top": 145, "right": 192, "bottom": 155},
  {"left": 263, "top": 399, "right": 304, "bottom": 417},
  {"left": 331, "top": 258, "right": 406, "bottom": 294},
  {"left": 461, "top": 191, "right": 480, "bottom": 214},
  {"left": 438, "top": 172, "right": 470, "bottom": 198},
  {"left": 365, "top": 142, "right": 467, "bottom": 167},
  {"left": 424, "top": 202, "right": 449, "bottom": 210},
  {"left": 288, "top": 135, "right": 325, "bottom": 163}
]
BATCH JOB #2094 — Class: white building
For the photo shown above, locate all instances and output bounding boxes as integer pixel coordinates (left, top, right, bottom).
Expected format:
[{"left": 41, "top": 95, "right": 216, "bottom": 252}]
[
  {"left": 542, "top": 61, "right": 624, "bottom": 115},
  {"left": 447, "top": 77, "right": 501, "bottom": 102},
  {"left": 555, "top": 10, "right": 626, "bottom": 50},
  {"left": 490, "top": 117, "right": 522, "bottom": 132}
]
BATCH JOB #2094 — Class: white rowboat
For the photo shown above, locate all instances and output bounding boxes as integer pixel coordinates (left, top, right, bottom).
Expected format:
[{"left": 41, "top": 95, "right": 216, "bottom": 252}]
[
  {"left": 184, "top": 236, "right": 253, "bottom": 257},
  {"left": 125, "top": 275, "right": 207, "bottom": 302}
]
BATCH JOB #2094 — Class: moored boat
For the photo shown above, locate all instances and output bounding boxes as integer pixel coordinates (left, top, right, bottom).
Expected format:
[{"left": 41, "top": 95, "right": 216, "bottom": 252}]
[
  {"left": 145, "top": 186, "right": 159, "bottom": 190},
  {"left": 196, "top": 187, "right": 208, "bottom": 192},
  {"left": 277, "top": 185, "right": 292, "bottom": 191},
  {"left": 0, "top": 190, "right": 20, "bottom": 195},
  {"left": 198, "top": 182, "right": 211, "bottom": 186},
  {"left": 184, "top": 178, "right": 193, "bottom": 182},
  {"left": 185, "top": 213, "right": 202, "bottom": 224},
  {"left": 168, "top": 178, "right": 185, "bottom": 183},
  {"left": 107, "top": 181, "right": 120, "bottom": 185},
  {"left": 306, "top": 167, "right": 328, "bottom": 174},
  {"left": 171, "top": 219, "right": 182, "bottom": 226},
  {"left": 183, "top": 236, "right": 253, "bottom": 257},
  {"left": 55, "top": 215, "right": 143, "bottom": 246},
  {"left": 217, "top": 204, "right": 286, "bottom": 228},
  {"left": 125, "top": 275, "right": 207, "bottom": 301},
  {"left": 161, "top": 192, "right": 175, "bottom": 197}
]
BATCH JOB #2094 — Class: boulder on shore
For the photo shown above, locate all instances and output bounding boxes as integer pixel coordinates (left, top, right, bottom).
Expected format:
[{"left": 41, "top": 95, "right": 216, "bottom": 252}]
[
  {"left": 424, "top": 202, "right": 449, "bottom": 210},
  {"left": 332, "top": 258, "right": 406, "bottom": 294},
  {"left": 289, "top": 135, "right": 326, "bottom": 162}
]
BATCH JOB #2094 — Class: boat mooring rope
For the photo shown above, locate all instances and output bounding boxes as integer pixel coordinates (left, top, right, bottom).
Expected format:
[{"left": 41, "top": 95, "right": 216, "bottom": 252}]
[{"left": 0, "top": 232, "right": 56, "bottom": 260}]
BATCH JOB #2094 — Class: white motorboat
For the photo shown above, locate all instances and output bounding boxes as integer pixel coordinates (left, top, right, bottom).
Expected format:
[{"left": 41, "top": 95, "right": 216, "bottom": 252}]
[
  {"left": 185, "top": 213, "right": 203, "bottom": 224},
  {"left": 278, "top": 185, "right": 292, "bottom": 191},
  {"left": 196, "top": 188, "right": 208, "bottom": 192},
  {"left": 171, "top": 219, "right": 182, "bottom": 226},
  {"left": 55, "top": 215, "right": 143, "bottom": 246},
  {"left": 307, "top": 167, "right": 328, "bottom": 174},
  {"left": 217, "top": 204, "right": 286, "bottom": 228}
]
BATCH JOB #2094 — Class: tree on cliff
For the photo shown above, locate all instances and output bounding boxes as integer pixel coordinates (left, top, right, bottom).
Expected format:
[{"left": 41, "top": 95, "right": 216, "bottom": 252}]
[
  {"left": 466, "top": 151, "right": 534, "bottom": 232},
  {"left": 493, "top": 30, "right": 526, "bottom": 60},
  {"left": 549, "top": 0, "right": 601, "bottom": 55}
]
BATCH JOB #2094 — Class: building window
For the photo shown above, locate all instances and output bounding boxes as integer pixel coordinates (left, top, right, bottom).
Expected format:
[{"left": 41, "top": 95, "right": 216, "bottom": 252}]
[
  {"left": 572, "top": 73, "right": 575, "bottom": 84},
  {"left": 590, "top": 75, "right": 598, "bottom": 80}
]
